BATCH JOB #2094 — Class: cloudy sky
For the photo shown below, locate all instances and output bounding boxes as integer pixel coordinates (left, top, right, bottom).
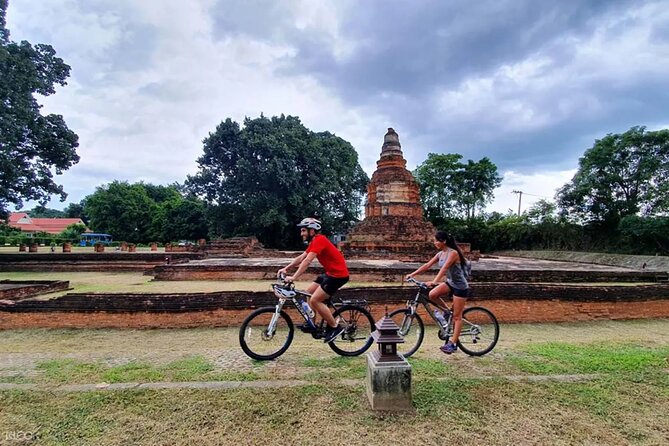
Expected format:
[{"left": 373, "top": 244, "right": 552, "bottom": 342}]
[{"left": 6, "top": 0, "right": 669, "bottom": 214}]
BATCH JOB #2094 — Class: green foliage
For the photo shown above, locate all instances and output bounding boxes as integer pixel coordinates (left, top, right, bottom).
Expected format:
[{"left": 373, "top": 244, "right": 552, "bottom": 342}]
[
  {"left": 27, "top": 205, "right": 65, "bottom": 218},
  {"left": 58, "top": 222, "right": 87, "bottom": 241},
  {"left": 186, "top": 114, "right": 369, "bottom": 248},
  {"left": 557, "top": 126, "right": 669, "bottom": 224},
  {"left": 0, "top": 1, "right": 79, "bottom": 214},
  {"left": 63, "top": 200, "right": 87, "bottom": 222},
  {"left": 618, "top": 216, "right": 669, "bottom": 254},
  {"left": 84, "top": 181, "right": 157, "bottom": 243},
  {"left": 83, "top": 182, "right": 207, "bottom": 243},
  {"left": 414, "top": 153, "right": 502, "bottom": 220}
]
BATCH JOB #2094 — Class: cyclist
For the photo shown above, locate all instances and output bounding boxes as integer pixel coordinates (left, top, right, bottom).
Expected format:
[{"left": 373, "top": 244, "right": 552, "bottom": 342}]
[
  {"left": 278, "top": 217, "right": 349, "bottom": 343},
  {"left": 406, "top": 231, "right": 472, "bottom": 354}
]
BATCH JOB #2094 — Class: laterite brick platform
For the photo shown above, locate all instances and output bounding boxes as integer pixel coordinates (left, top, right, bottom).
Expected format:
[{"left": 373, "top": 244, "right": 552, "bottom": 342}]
[{"left": 1, "top": 284, "right": 668, "bottom": 329}]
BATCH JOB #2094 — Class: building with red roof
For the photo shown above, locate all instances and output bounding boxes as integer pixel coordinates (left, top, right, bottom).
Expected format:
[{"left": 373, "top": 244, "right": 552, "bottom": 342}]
[{"left": 6, "top": 213, "right": 87, "bottom": 234}]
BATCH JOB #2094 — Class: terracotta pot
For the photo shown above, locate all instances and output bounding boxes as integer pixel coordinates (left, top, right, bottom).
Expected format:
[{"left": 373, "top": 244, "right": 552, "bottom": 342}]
[
  {"left": 62, "top": 242, "right": 72, "bottom": 253},
  {"left": 128, "top": 244, "right": 137, "bottom": 253},
  {"left": 150, "top": 242, "right": 158, "bottom": 251},
  {"left": 28, "top": 244, "right": 38, "bottom": 253},
  {"left": 18, "top": 244, "right": 27, "bottom": 252},
  {"left": 94, "top": 243, "right": 105, "bottom": 253}
]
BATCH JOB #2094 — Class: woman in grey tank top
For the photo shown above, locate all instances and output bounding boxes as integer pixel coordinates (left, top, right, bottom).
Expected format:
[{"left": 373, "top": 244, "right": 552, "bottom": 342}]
[{"left": 406, "top": 231, "right": 472, "bottom": 354}]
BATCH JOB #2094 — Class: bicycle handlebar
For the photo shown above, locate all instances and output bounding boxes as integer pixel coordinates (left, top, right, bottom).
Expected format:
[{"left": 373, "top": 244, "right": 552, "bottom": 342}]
[{"left": 406, "top": 277, "right": 428, "bottom": 288}]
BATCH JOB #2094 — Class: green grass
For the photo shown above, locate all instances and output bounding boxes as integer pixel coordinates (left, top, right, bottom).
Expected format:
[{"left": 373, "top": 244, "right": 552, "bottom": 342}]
[
  {"left": 2, "top": 322, "right": 668, "bottom": 444},
  {"left": 0, "top": 271, "right": 396, "bottom": 296},
  {"left": 33, "top": 356, "right": 261, "bottom": 384},
  {"left": 507, "top": 342, "right": 669, "bottom": 375},
  {"left": 3, "top": 372, "right": 667, "bottom": 445}
]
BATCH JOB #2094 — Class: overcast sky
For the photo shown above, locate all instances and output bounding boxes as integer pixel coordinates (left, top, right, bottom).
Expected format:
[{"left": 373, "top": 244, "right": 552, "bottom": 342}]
[{"left": 7, "top": 0, "right": 669, "bottom": 215}]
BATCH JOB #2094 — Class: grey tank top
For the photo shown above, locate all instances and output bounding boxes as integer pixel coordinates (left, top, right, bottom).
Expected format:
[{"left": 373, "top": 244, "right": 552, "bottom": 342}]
[{"left": 438, "top": 249, "right": 469, "bottom": 289}]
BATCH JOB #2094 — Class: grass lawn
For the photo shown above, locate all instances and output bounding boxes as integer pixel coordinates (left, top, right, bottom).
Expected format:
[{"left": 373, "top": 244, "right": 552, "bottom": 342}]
[
  {"left": 0, "top": 320, "right": 668, "bottom": 445},
  {"left": 0, "top": 271, "right": 392, "bottom": 296}
]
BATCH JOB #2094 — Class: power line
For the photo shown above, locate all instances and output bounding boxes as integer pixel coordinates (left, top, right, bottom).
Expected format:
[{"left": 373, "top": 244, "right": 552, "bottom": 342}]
[{"left": 512, "top": 190, "right": 554, "bottom": 215}]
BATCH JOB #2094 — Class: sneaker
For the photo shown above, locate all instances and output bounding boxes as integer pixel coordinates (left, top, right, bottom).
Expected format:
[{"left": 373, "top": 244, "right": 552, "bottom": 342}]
[
  {"left": 440, "top": 341, "right": 457, "bottom": 354},
  {"left": 323, "top": 324, "right": 345, "bottom": 343}
]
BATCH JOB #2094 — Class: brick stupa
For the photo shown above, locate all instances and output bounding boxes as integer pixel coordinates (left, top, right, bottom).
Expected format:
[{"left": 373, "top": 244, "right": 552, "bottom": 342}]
[{"left": 341, "top": 128, "right": 436, "bottom": 260}]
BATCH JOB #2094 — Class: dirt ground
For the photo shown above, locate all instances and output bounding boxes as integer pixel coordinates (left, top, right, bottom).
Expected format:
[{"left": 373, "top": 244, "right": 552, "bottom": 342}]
[{"left": 1, "top": 319, "right": 667, "bottom": 380}]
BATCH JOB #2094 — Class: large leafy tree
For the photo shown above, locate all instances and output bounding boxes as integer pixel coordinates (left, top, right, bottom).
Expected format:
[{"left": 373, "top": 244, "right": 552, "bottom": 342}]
[
  {"left": 84, "top": 181, "right": 207, "bottom": 243},
  {"left": 0, "top": 0, "right": 79, "bottom": 215},
  {"left": 186, "top": 115, "right": 369, "bottom": 248},
  {"left": 557, "top": 126, "right": 669, "bottom": 224},
  {"left": 414, "top": 153, "right": 502, "bottom": 221},
  {"left": 84, "top": 182, "right": 157, "bottom": 243}
]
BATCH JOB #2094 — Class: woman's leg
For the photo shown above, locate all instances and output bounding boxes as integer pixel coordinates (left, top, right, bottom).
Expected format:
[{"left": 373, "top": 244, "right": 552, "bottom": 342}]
[
  {"left": 428, "top": 283, "right": 450, "bottom": 305},
  {"left": 450, "top": 296, "right": 467, "bottom": 344}
]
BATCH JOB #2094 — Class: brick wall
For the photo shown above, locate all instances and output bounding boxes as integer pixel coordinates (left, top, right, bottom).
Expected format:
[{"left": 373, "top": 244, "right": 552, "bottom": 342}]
[
  {"left": 2, "top": 284, "right": 668, "bottom": 329},
  {"left": 152, "top": 264, "right": 660, "bottom": 283},
  {"left": 0, "top": 280, "right": 70, "bottom": 300}
]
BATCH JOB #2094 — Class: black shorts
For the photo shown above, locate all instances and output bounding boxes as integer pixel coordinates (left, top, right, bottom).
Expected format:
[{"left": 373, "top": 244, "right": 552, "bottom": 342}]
[
  {"left": 315, "top": 274, "right": 349, "bottom": 296},
  {"left": 447, "top": 283, "right": 472, "bottom": 298}
]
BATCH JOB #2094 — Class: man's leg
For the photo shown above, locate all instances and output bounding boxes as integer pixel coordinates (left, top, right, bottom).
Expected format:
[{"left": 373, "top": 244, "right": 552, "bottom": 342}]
[{"left": 310, "top": 286, "right": 337, "bottom": 328}]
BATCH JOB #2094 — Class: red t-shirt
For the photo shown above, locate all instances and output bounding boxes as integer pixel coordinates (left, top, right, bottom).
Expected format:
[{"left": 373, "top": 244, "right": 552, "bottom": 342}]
[{"left": 306, "top": 234, "right": 349, "bottom": 278}]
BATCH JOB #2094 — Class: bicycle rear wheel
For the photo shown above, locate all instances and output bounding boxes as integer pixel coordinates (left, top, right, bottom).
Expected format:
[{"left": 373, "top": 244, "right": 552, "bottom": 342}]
[
  {"left": 239, "top": 307, "right": 294, "bottom": 360},
  {"left": 388, "top": 309, "right": 424, "bottom": 358},
  {"left": 328, "top": 305, "right": 376, "bottom": 356},
  {"left": 456, "top": 306, "right": 499, "bottom": 356}
]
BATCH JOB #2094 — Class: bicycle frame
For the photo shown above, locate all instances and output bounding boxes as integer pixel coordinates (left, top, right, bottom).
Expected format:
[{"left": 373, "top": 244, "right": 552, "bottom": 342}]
[
  {"left": 403, "top": 278, "right": 454, "bottom": 336},
  {"left": 268, "top": 282, "right": 369, "bottom": 337}
]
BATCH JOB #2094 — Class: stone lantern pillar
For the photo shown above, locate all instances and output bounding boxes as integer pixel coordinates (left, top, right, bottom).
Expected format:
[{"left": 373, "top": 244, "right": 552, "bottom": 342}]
[{"left": 366, "top": 314, "right": 413, "bottom": 411}]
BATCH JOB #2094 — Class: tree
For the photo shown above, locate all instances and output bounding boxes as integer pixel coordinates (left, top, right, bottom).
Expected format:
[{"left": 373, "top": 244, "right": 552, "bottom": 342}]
[
  {"left": 414, "top": 153, "right": 502, "bottom": 221},
  {"left": 557, "top": 126, "right": 669, "bottom": 224},
  {"left": 58, "top": 222, "right": 87, "bottom": 241},
  {"left": 186, "top": 115, "right": 369, "bottom": 248},
  {"left": 0, "top": 0, "right": 79, "bottom": 215},
  {"left": 27, "top": 205, "right": 64, "bottom": 218},
  {"left": 456, "top": 158, "right": 503, "bottom": 219},
  {"left": 63, "top": 200, "right": 87, "bottom": 222},
  {"left": 84, "top": 182, "right": 157, "bottom": 243},
  {"left": 83, "top": 181, "right": 209, "bottom": 243},
  {"left": 525, "top": 199, "right": 557, "bottom": 224},
  {"left": 159, "top": 199, "right": 208, "bottom": 243}
]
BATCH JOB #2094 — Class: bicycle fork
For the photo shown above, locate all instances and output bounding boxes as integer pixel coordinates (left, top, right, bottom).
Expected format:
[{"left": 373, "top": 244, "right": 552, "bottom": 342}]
[{"left": 266, "top": 299, "right": 286, "bottom": 337}]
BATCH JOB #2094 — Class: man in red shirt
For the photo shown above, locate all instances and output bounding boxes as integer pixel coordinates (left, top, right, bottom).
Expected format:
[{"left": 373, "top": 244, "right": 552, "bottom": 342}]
[{"left": 278, "top": 217, "right": 349, "bottom": 343}]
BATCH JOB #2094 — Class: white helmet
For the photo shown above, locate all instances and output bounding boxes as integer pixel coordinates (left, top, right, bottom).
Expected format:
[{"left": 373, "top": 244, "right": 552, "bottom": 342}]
[{"left": 296, "top": 217, "right": 322, "bottom": 231}]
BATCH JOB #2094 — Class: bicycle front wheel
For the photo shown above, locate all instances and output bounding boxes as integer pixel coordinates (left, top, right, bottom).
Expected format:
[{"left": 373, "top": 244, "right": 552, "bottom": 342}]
[
  {"left": 388, "top": 308, "right": 424, "bottom": 358},
  {"left": 456, "top": 306, "right": 499, "bottom": 356},
  {"left": 328, "top": 305, "right": 376, "bottom": 356},
  {"left": 239, "top": 307, "right": 294, "bottom": 360}
]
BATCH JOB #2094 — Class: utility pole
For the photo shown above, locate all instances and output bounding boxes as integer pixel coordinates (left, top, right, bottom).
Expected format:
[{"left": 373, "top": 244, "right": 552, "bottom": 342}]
[{"left": 512, "top": 190, "right": 523, "bottom": 216}]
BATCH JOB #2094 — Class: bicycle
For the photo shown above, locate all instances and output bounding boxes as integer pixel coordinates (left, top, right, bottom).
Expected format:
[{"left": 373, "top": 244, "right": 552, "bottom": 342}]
[
  {"left": 239, "top": 275, "right": 376, "bottom": 360},
  {"left": 388, "top": 277, "right": 499, "bottom": 357}
]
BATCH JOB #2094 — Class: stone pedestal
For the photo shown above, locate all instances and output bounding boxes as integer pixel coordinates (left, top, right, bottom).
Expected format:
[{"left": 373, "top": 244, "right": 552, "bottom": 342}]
[{"left": 366, "top": 351, "right": 413, "bottom": 411}]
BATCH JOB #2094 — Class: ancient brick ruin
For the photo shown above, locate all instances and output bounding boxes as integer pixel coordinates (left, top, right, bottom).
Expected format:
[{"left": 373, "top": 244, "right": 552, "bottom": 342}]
[{"left": 341, "top": 128, "right": 436, "bottom": 260}]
